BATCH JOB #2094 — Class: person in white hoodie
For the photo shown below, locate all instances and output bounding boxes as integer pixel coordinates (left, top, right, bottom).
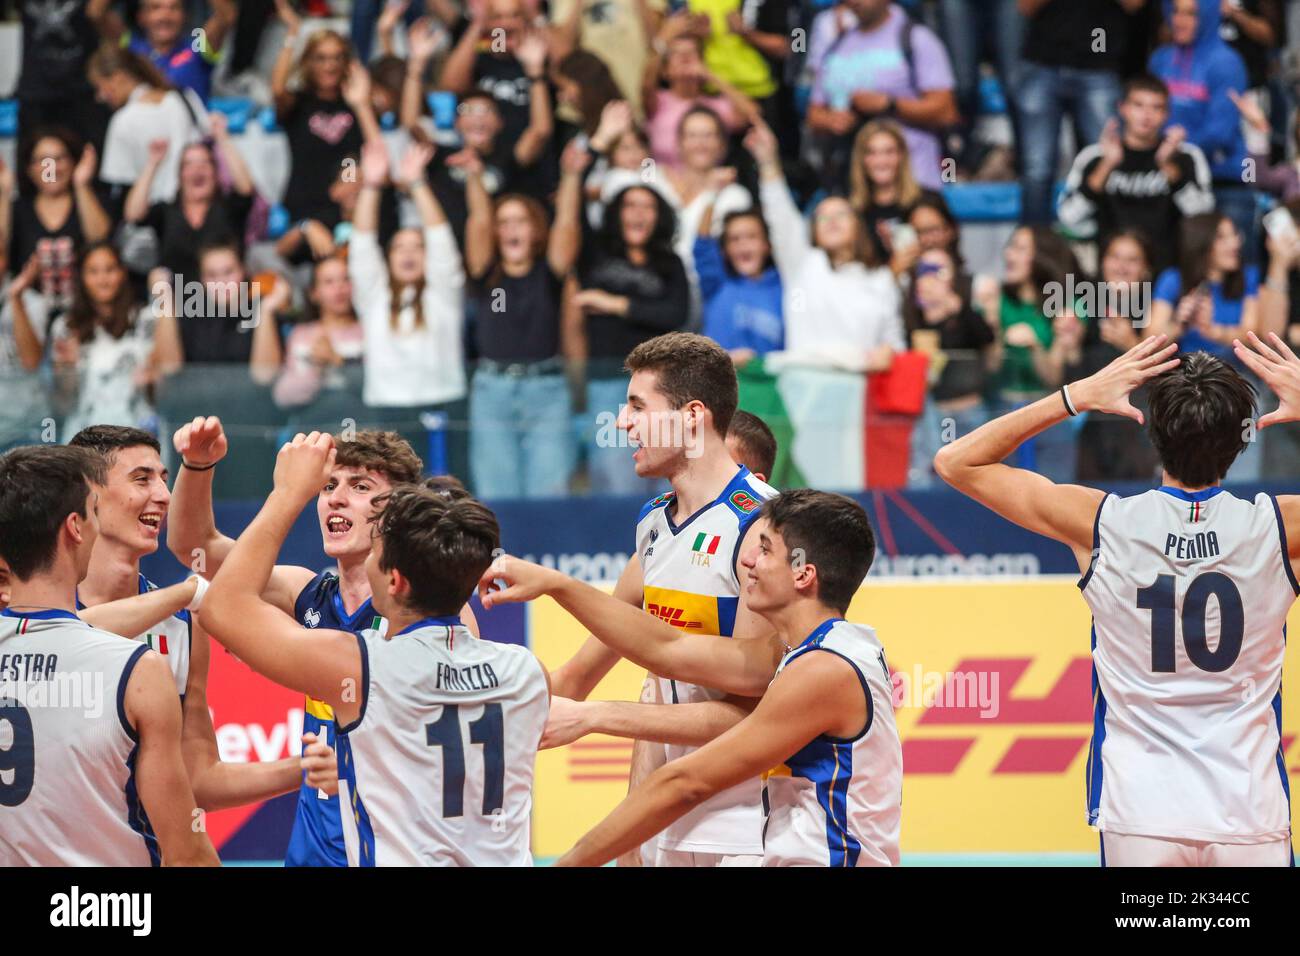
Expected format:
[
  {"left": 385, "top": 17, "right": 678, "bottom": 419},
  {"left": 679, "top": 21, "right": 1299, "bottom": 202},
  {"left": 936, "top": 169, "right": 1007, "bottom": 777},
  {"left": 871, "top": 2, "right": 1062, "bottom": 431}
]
[{"left": 349, "top": 138, "right": 468, "bottom": 481}]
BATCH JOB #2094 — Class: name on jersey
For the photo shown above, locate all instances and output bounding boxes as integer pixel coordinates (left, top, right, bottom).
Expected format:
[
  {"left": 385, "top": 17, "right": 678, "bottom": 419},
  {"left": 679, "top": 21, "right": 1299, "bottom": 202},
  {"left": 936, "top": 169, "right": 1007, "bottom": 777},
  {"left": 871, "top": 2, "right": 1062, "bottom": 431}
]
[
  {"left": 0, "top": 652, "right": 58, "bottom": 681},
  {"left": 435, "top": 661, "right": 500, "bottom": 691},
  {"left": 1163, "top": 530, "right": 1220, "bottom": 561}
]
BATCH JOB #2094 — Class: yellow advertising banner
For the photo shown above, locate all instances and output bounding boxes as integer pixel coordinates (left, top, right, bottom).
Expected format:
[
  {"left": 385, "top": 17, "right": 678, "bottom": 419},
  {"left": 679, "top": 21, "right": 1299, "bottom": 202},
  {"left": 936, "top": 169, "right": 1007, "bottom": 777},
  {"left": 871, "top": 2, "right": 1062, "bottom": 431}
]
[{"left": 531, "top": 577, "right": 1299, "bottom": 859}]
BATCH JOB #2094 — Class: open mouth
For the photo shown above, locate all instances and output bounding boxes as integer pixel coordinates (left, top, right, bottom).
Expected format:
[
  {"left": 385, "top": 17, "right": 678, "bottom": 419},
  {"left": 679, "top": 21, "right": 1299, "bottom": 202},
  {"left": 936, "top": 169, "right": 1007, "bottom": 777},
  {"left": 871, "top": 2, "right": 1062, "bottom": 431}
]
[
  {"left": 326, "top": 514, "right": 354, "bottom": 538},
  {"left": 138, "top": 513, "right": 163, "bottom": 534}
]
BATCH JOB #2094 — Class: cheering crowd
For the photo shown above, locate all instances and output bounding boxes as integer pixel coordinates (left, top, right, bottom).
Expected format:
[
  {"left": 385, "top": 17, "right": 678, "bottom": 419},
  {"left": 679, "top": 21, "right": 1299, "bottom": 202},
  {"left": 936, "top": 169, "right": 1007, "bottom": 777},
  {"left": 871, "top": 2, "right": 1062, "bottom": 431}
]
[{"left": 3, "top": 0, "right": 1300, "bottom": 497}]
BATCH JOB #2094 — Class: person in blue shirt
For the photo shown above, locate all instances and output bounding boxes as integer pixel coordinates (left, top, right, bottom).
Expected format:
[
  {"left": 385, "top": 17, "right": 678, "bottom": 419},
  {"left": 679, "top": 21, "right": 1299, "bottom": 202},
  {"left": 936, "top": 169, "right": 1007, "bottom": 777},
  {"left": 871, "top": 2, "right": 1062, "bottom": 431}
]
[
  {"left": 98, "top": 0, "right": 238, "bottom": 103},
  {"left": 694, "top": 195, "right": 784, "bottom": 364}
]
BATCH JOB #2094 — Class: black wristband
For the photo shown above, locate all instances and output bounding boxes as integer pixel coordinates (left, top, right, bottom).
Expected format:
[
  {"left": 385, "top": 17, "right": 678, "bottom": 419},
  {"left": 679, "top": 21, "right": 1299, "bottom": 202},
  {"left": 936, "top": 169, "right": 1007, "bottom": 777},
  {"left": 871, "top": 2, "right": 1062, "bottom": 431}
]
[
  {"left": 1060, "top": 385, "right": 1079, "bottom": 417},
  {"left": 182, "top": 459, "right": 218, "bottom": 472}
]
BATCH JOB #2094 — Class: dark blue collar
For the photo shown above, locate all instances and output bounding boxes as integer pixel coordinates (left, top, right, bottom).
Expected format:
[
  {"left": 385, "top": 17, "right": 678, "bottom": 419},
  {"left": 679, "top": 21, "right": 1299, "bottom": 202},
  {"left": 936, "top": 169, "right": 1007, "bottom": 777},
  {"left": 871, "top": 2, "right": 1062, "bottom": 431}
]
[
  {"left": 666, "top": 465, "right": 752, "bottom": 535},
  {"left": 797, "top": 617, "right": 843, "bottom": 649},
  {"left": 1157, "top": 485, "right": 1223, "bottom": 503},
  {"left": 1, "top": 607, "right": 81, "bottom": 621},
  {"left": 394, "top": 616, "right": 463, "bottom": 637}
]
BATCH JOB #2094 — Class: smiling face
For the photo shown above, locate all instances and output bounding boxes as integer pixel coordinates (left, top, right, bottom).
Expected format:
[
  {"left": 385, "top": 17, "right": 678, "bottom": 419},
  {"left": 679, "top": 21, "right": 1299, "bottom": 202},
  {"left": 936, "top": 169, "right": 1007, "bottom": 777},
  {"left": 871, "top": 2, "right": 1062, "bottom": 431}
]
[
  {"left": 306, "top": 34, "right": 349, "bottom": 95},
  {"left": 496, "top": 198, "right": 539, "bottom": 266},
  {"left": 1101, "top": 235, "right": 1149, "bottom": 286},
  {"left": 722, "top": 214, "right": 770, "bottom": 278},
  {"left": 738, "top": 517, "right": 802, "bottom": 616},
  {"left": 28, "top": 136, "right": 74, "bottom": 197},
  {"left": 82, "top": 247, "right": 126, "bottom": 307},
  {"left": 95, "top": 445, "right": 169, "bottom": 558},
  {"left": 678, "top": 112, "right": 726, "bottom": 173},
  {"left": 179, "top": 144, "right": 218, "bottom": 203},
  {"left": 1210, "top": 216, "right": 1241, "bottom": 273},
  {"left": 387, "top": 228, "right": 426, "bottom": 284},
  {"left": 312, "top": 258, "right": 354, "bottom": 316},
  {"left": 318, "top": 466, "right": 393, "bottom": 560},
  {"left": 616, "top": 368, "right": 694, "bottom": 478},
  {"left": 619, "top": 188, "right": 660, "bottom": 250},
  {"left": 200, "top": 247, "right": 245, "bottom": 308},
  {"left": 664, "top": 37, "right": 704, "bottom": 86},
  {"left": 612, "top": 129, "right": 648, "bottom": 171},
  {"left": 456, "top": 96, "right": 502, "bottom": 150},
  {"left": 812, "top": 197, "right": 857, "bottom": 257},
  {"left": 862, "top": 131, "right": 902, "bottom": 188},
  {"left": 139, "top": 0, "right": 184, "bottom": 48}
]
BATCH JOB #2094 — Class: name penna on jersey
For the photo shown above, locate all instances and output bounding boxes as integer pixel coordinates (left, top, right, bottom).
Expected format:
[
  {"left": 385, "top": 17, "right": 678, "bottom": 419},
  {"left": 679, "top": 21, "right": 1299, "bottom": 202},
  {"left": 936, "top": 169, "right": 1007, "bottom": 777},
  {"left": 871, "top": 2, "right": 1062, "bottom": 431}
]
[
  {"left": 1163, "top": 530, "right": 1221, "bottom": 561},
  {"left": 435, "top": 661, "right": 500, "bottom": 692}
]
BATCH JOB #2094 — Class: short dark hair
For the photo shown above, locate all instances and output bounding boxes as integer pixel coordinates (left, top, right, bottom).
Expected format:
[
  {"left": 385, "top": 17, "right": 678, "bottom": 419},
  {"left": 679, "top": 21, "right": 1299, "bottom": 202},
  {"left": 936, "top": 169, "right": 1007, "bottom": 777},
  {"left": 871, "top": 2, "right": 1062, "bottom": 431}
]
[
  {"left": 625, "top": 332, "right": 739, "bottom": 436},
  {"left": 420, "top": 474, "right": 471, "bottom": 501},
  {"left": 760, "top": 489, "right": 875, "bottom": 615},
  {"left": 334, "top": 431, "right": 424, "bottom": 485},
  {"left": 1147, "top": 351, "right": 1257, "bottom": 486},
  {"left": 375, "top": 488, "right": 500, "bottom": 617},
  {"left": 0, "top": 445, "right": 106, "bottom": 580},
  {"left": 1122, "top": 73, "right": 1170, "bottom": 103},
  {"left": 727, "top": 410, "right": 777, "bottom": 479},
  {"left": 69, "top": 425, "right": 161, "bottom": 467}
]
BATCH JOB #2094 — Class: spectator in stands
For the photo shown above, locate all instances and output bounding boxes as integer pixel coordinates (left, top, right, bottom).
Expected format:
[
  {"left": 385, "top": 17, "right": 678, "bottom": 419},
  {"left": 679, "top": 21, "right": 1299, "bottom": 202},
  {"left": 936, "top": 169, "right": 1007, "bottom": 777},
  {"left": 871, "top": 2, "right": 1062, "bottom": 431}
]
[
  {"left": 350, "top": 140, "right": 470, "bottom": 480},
  {"left": 90, "top": 45, "right": 209, "bottom": 206},
  {"left": 274, "top": 150, "right": 400, "bottom": 267},
  {"left": 272, "top": 21, "right": 374, "bottom": 230},
  {"left": 582, "top": 102, "right": 652, "bottom": 226},
  {"left": 974, "top": 223, "right": 1081, "bottom": 480},
  {"left": 1, "top": 255, "right": 54, "bottom": 451},
  {"left": 747, "top": 122, "right": 903, "bottom": 371},
  {"left": 573, "top": 183, "right": 691, "bottom": 495},
  {"left": 695, "top": 191, "right": 784, "bottom": 363},
  {"left": 1062, "top": 228, "right": 1161, "bottom": 481},
  {"left": 96, "top": 0, "right": 238, "bottom": 103},
  {"left": 1, "top": 130, "right": 111, "bottom": 300},
  {"left": 1017, "top": 0, "right": 1146, "bottom": 224},
  {"left": 550, "top": 0, "right": 658, "bottom": 118},
  {"left": 1058, "top": 74, "right": 1215, "bottom": 275},
  {"left": 687, "top": 0, "right": 784, "bottom": 137},
  {"left": 906, "top": 193, "right": 963, "bottom": 262},
  {"left": 1256, "top": 197, "right": 1300, "bottom": 477},
  {"left": 848, "top": 119, "right": 947, "bottom": 272},
  {"left": 273, "top": 256, "right": 365, "bottom": 409},
  {"left": 1149, "top": 0, "right": 1256, "bottom": 260},
  {"left": 905, "top": 244, "right": 995, "bottom": 487},
  {"left": 1218, "top": 0, "right": 1281, "bottom": 159},
  {"left": 122, "top": 113, "right": 255, "bottom": 283},
  {"left": 642, "top": 19, "right": 759, "bottom": 170},
  {"left": 806, "top": 0, "right": 958, "bottom": 193},
  {"left": 152, "top": 240, "right": 286, "bottom": 379},
  {"left": 463, "top": 141, "right": 587, "bottom": 499},
  {"left": 15, "top": 0, "right": 113, "bottom": 155},
  {"left": 716, "top": 0, "right": 802, "bottom": 158},
  {"left": 725, "top": 408, "right": 777, "bottom": 481},
  {"left": 553, "top": 50, "right": 626, "bottom": 140},
  {"left": 39, "top": 243, "right": 161, "bottom": 438},
  {"left": 352, "top": 0, "right": 451, "bottom": 64}
]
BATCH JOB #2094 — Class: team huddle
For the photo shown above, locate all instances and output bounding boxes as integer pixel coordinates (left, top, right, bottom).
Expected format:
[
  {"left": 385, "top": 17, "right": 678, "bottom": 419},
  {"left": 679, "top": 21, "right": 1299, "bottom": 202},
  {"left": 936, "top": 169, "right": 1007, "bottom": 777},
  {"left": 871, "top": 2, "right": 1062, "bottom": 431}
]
[{"left": 0, "top": 330, "right": 1296, "bottom": 867}]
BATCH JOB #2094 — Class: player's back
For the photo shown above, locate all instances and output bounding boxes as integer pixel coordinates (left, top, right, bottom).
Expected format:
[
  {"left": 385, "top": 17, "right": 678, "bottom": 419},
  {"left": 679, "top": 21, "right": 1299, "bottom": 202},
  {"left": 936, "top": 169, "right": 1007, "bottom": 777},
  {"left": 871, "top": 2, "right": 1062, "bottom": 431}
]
[
  {"left": 0, "top": 609, "right": 159, "bottom": 866},
  {"left": 337, "top": 617, "right": 549, "bottom": 866},
  {"left": 1080, "top": 486, "right": 1294, "bottom": 843}
]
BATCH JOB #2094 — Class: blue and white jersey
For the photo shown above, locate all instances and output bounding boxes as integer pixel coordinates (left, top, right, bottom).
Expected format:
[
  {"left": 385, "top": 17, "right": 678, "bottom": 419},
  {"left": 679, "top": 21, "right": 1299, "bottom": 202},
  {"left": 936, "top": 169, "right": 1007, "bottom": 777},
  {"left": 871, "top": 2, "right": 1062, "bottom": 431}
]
[
  {"left": 761, "top": 619, "right": 902, "bottom": 867},
  {"left": 635, "top": 465, "right": 777, "bottom": 855},
  {"left": 285, "top": 570, "right": 385, "bottom": 868},
  {"left": 0, "top": 609, "right": 158, "bottom": 866},
  {"left": 337, "top": 617, "right": 549, "bottom": 866},
  {"left": 1080, "top": 486, "right": 1294, "bottom": 843},
  {"left": 78, "top": 574, "right": 192, "bottom": 699}
]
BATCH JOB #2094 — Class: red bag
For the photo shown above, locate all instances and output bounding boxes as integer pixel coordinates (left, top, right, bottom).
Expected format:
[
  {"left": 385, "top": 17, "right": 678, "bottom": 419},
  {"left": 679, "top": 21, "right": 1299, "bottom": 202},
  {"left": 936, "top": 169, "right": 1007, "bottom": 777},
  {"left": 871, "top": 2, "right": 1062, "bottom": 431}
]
[{"left": 867, "top": 350, "right": 930, "bottom": 416}]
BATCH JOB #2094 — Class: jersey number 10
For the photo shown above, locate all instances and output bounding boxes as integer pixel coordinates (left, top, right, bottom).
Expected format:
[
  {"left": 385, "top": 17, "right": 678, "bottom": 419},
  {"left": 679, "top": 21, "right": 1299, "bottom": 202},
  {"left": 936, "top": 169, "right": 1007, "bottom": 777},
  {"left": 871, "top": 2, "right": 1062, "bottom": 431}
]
[
  {"left": 425, "top": 703, "right": 505, "bottom": 817},
  {"left": 1136, "top": 572, "right": 1244, "bottom": 673}
]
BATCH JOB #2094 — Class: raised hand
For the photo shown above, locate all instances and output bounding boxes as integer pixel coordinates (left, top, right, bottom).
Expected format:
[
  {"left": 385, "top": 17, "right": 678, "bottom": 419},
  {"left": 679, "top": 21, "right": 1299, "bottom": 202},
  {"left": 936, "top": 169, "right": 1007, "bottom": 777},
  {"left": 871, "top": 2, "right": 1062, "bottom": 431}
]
[
  {"left": 407, "top": 17, "right": 441, "bottom": 64},
  {"left": 743, "top": 121, "right": 778, "bottom": 166},
  {"left": 377, "top": 0, "right": 409, "bottom": 36},
  {"left": 209, "top": 111, "right": 230, "bottom": 140},
  {"left": 515, "top": 28, "right": 548, "bottom": 78},
  {"left": 1233, "top": 331, "right": 1300, "bottom": 428},
  {"left": 274, "top": 0, "right": 302, "bottom": 35},
  {"left": 1097, "top": 117, "right": 1123, "bottom": 167},
  {"left": 707, "top": 165, "right": 737, "bottom": 192},
  {"left": 273, "top": 431, "right": 337, "bottom": 505},
  {"left": 1155, "top": 124, "right": 1187, "bottom": 167},
  {"left": 593, "top": 99, "right": 632, "bottom": 146},
  {"left": 174, "top": 415, "right": 230, "bottom": 467},
  {"left": 477, "top": 554, "right": 563, "bottom": 610},
  {"left": 146, "top": 138, "right": 170, "bottom": 166},
  {"left": 302, "top": 219, "right": 337, "bottom": 259},
  {"left": 397, "top": 140, "right": 436, "bottom": 186},
  {"left": 342, "top": 61, "right": 373, "bottom": 109},
  {"left": 1227, "top": 89, "right": 1269, "bottom": 134},
  {"left": 73, "top": 144, "right": 99, "bottom": 187},
  {"left": 361, "top": 138, "right": 390, "bottom": 188},
  {"left": 559, "top": 138, "right": 592, "bottom": 176},
  {"left": 1070, "top": 334, "right": 1180, "bottom": 423}
]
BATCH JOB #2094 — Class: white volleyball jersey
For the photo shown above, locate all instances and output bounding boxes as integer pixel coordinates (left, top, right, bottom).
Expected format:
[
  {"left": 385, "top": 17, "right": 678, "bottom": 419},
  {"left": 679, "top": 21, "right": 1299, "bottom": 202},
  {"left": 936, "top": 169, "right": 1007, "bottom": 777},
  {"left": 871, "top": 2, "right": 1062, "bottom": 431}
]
[
  {"left": 77, "top": 573, "right": 192, "bottom": 699},
  {"left": 1080, "top": 487, "right": 1295, "bottom": 843},
  {"left": 0, "top": 609, "right": 158, "bottom": 866},
  {"left": 337, "top": 617, "right": 549, "bottom": 866},
  {"left": 634, "top": 465, "right": 777, "bottom": 854},
  {"left": 761, "top": 619, "right": 902, "bottom": 866}
]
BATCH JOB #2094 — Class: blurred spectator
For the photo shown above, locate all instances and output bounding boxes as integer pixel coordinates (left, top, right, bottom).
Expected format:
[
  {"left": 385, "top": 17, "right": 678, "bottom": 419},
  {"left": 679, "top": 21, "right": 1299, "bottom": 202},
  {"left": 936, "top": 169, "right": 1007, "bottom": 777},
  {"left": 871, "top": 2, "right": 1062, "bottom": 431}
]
[
  {"left": 2, "top": 130, "right": 111, "bottom": 302},
  {"left": 1257, "top": 198, "right": 1300, "bottom": 477},
  {"left": 1228, "top": 91, "right": 1300, "bottom": 201},
  {"left": 695, "top": 196, "right": 784, "bottom": 362},
  {"left": 725, "top": 408, "right": 777, "bottom": 481},
  {"left": 550, "top": 0, "right": 661, "bottom": 119},
  {"left": 553, "top": 50, "right": 626, "bottom": 138},
  {"left": 713, "top": 0, "right": 802, "bottom": 157},
  {"left": 905, "top": 244, "right": 995, "bottom": 488},
  {"left": 806, "top": 0, "right": 958, "bottom": 193},
  {"left": 1218, "top": 1, "right": 1281, "bottom": 100},
  {"left": 96, "top": 0, "right": 238, "bottom": 103},
  {"left": 439, "top": 0, "right": 543, "bottom": 148},
  {"left": 349, "top": 140, "right": 469, "bottom": 479},
  {"left": 905, "top": 193, "right": 962, "bottom": 261},
  {"left": 16, "top": 0, "right": 113, "bottom": 154},
  {"left": 1, "top": 258, "right": 55, "bottom": 451},
  {"left": 123, "top": 114, "right": 255, "bottom": 282},
  {"left": 642, "top": 21, "right": 759, "bottom": 169},
  {"left": 351, "top": 0, "right": 444, "bottom": 64},
  {"left": 748, "top": 122, "right": 903, "bottom": 370},
  {"left": 1017, "top": 0, "right": 1144, "bottom": 224},
  {"left": 1058, "top": 74, "right": 1214, "bottom": 274},
  {"left": 848, "top": 119, "right": 947, "bottom": 272},
  {"left": 582, "top": 101, "right": 651, "bottom": 226},
  {"left": 273, "top": 256, "right": 365, "bottom": 408},
  {"left": 573, "top": 184, "right": 690, "bottom": 495},
  {"left": 1149, "top": 0, "right": 1256, "bottom": 259},
  {"left": 1063, "top": 228, "right": 1161, "bottom": 481},
  {"left": 463, "top": 141, "right": 587, "bottom": 499},
  {"left": 90, "top": 45, "right": 209, "bottom": 206}
]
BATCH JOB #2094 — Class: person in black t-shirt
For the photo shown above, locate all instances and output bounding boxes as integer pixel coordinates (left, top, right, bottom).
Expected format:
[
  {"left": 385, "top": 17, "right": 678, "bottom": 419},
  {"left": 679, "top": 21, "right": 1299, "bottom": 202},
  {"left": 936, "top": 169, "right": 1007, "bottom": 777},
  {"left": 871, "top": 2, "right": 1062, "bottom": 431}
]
[
  {"left": 1058, "top": 74, "right": 1215, "bottom": 274},
  {"left": 462, "top": 139, "right": 589, "bottom": 499},
  {"left": 15, "top": 0, "right": 113, "bottom": 155},
  {"left": 122, "top": 113, "right": 255, "bottom": 283}
]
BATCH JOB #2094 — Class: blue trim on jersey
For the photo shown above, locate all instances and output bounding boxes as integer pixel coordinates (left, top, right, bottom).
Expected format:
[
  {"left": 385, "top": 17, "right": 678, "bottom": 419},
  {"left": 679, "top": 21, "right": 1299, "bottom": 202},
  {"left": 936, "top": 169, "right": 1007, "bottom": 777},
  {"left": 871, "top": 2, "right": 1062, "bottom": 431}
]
[
  {"left": 716, "top": 596, "right": 739, "bottom": 638},
  {"left": 335, "top": 632, "right": 370, "bottom": 735},
  {"left": 335, "top": 733, "right": 377, "bottom": 866},
  {"left": 1273, "top": 690, "right": 1292, "bottom": 806},
  {"left": 1086, "top": 625, "right": 1108, "bottom": 827},
  {"left": 116, "top": 643, "right": 150, "bottom": 741},
  {"left": 1077, "top": 495, "right": 1108, "bottom": 592},
  {"left": 123, "top": 743, "right": 161, "bottom": 866},
  {"left": 663, "top": 466, "right": 751, "bottom": 536},
  {"left": 636, "top": 491, "right": 676, "bottom": 525},
  {"left": 1156, "top": 485, "right": 1223, "bottom": 502},
  {"left": 1270, "top": 496, "right": 1300, "bottom": 596},
  {"left": 820, "top": 743, "right": 859, "bottom": 866},
  {"left": 393, "top": 616, "right": 462, "bottom": 636},
  {"left": 1099, "top": 833, "right": 1106, "bottom": 868},
  {"left": 0, "top": 607, "right": 79, "bottom": 621},
  {"left": 138, "top": 573, "right": 193, "bottom": 625},
  {"left": 730, "top": 505, "right": 763, "bottom": 583},
  {"left": 808, "top": 648, "right": 874, "bottom": 743}
]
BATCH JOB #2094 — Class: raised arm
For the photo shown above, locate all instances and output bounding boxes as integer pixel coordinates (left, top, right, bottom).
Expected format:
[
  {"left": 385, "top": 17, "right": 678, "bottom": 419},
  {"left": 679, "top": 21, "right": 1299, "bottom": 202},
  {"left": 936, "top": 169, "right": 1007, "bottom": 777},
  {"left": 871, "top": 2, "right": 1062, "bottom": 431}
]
[
  {"left": 548, "top": 140, "right": 591, "bottom": 276},
  {"left": 124, "top": 140, "right": 169, "bottom": 224},
  {"left": 343, "top": 62, "right": 386, "bottom": 145},
  {"left": 746, "top": 122, "right": 809, "bottom": 275},
  {"left": 71, "top": 145, "right": 111, "bottom": 243},
  {"left": 7, "top": 259, "right": 47, "bottom": 371},
  {"left": 438, "top": 11, "right": 485, "bottom": 95},
  {"left": 81, "top": 577, "right": 199, "bottom": 636},
  {"left": 401, "top": 18, "right": 440, "bottom": 131},
  {"left": 513, "top": 31, "right": 554, "bottom": 168},
  {"left": 462, "top": 153, "right": 496, "bottom": 280},
  {"left": 210, "top": 114, "right": 254, "bottom": 196},
  {"left": 543, "top": 693, "right": 758, "bottom": 748},
  {"left": 397, "top": 141, "right": 446, "bottom": 227},
  {"left": 271, "top": 0, "right": 303, "bottom": 115},
  {"left": 934, "top": 335, "right": 1180, "bottom": 568},
  {"left": 203, "top": 0, "right": 240, "bottom": 54}
]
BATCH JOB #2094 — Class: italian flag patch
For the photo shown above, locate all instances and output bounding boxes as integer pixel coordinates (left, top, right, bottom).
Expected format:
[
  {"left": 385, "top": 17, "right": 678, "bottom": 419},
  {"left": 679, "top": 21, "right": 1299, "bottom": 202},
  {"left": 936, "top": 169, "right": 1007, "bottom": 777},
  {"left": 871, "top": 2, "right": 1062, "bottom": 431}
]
[
  {"left": 692, "top": 533, "right": 721, "bottom": 555},
  {"left": 1188, "top": 501, "right": 1205, "bottom": 523},
  {"left": 145, "top": 633, "right": 169, "bottom": 654}
]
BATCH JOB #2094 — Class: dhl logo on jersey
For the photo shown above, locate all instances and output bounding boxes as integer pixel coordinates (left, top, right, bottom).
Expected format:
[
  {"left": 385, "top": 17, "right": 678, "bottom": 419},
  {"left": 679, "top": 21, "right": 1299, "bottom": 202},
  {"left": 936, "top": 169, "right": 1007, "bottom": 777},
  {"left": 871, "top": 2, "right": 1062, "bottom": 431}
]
[{"left": 642, "top": 586, "right": 721, "bottom": 635}]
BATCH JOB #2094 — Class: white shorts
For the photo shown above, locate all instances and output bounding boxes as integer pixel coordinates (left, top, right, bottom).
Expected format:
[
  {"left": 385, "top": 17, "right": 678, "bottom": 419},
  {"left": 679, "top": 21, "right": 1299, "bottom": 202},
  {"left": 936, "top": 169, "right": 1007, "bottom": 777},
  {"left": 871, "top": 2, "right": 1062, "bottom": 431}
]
[
  {"left": 654, "top": 848, "right": 763, "bottom": 867},
  {"left": 1101, "top": 832, "right": 1293, "bottom": 867}
]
